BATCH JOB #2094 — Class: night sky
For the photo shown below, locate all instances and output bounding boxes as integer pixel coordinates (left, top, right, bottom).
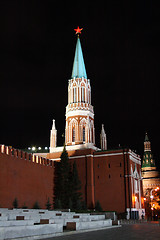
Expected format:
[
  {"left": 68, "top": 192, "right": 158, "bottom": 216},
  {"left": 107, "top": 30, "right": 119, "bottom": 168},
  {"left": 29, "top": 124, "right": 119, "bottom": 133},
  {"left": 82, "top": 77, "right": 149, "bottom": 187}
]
[{"left": 1, "top": 1, "right": 160, "bottom": 169}]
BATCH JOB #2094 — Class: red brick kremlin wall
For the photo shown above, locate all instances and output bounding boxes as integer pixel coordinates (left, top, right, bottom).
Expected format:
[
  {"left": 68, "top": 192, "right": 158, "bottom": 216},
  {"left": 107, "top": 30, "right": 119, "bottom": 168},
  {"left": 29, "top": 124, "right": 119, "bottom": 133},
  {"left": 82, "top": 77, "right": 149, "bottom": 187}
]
[
  {"left": 67, "top": 149, "right": 129, "bottom": 212},
  {"left": 0, "top": 144, "right": 143, "bottom": 214},
  {"left": 47, "top": 148, "right": 143, "bottom": 213},
  {"left": 0, "top": 145, "right": 54, "bottom": 209}
]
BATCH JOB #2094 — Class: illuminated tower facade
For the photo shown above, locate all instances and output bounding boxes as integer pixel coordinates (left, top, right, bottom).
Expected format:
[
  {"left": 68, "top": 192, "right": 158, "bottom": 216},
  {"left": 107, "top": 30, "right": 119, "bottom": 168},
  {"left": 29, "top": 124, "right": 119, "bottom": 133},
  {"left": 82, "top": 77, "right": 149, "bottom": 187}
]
[
  {"left": 65, "top": 29, "right": 95, "bottom": 147},
  {"left": 141, "top": 132, "right": 160, "bottom": 195}
]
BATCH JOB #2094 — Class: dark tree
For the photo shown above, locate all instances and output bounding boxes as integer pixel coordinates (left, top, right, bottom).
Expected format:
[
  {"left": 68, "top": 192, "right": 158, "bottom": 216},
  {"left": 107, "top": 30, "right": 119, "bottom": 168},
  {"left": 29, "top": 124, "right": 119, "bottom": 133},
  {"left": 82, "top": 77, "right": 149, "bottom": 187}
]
[
  {"left": 95, "top": 200, "right": 103, "bottom": 212},
  {"left": 33, "top": 201, "right": 40, "bottom": 209},
  {"left": 54, "top": 199, "right": 62, "bottom": 209},
  {"left": 13, "top": 198, "right": 18, "bottom": 208},
  {"left": 71, "top": 161, "right": 82, "bottom": 210},
  {"left": 54, "top": 146, "right": 71, "bottom": 209},
  {"left": 46, "top": 198, "right": 52, "bottom": 210},
  {"left": 54, "top": 147, "right": 83, "bottom": 210}
]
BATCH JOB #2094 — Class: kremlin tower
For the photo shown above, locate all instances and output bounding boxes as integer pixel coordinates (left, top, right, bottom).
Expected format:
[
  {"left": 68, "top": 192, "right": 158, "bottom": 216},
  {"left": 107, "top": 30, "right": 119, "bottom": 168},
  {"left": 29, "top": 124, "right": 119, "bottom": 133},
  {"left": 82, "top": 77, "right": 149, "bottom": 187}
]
[
  {"left": 47, "top": 28, "right": 145, "bottom": 219},
  {"left": 65, "top": 30, "right": 95, "bottom": 147},
  {"left": 50, "top": 27, "right": 97, "bottom": 153},
  {"left": 141, "top": 132, "right": 160, "bottom": 195}
]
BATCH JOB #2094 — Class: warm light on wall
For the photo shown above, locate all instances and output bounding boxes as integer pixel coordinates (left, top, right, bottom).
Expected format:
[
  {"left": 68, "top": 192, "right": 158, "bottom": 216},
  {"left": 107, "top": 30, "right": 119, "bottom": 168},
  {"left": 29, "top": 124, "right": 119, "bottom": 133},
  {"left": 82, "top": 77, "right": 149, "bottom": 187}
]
[{"left": 132, "top": 195, "right": 137, "bottom": 203}]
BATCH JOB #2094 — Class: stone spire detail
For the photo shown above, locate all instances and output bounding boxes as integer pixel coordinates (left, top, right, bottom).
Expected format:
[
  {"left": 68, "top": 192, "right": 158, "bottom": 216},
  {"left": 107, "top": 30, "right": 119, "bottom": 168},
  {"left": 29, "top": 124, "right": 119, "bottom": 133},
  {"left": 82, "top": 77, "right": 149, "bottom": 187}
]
[
  {"left": 50, "top": 119, "right": 57, "bottom": 152},
  {"left": 100, "top": 124, "right": 107, "bottom": 150}
]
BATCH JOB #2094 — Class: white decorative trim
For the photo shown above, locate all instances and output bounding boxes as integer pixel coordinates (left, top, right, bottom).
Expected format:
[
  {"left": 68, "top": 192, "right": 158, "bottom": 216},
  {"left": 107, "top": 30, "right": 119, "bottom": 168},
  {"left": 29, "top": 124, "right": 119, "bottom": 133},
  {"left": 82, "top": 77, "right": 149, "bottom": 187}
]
[
  {"left": 94, "top": 152, "right": 127, "bottom": 157},
  {"left": 69, "top": 154, "right": 94, "bottom": 159},
  {"left": 50, "top": 143, "right": 99, "bottom": 153},
  {"left": 129, "top": 155, "right": 141, "bottom": 165},
  {"left": 66, "top": 110, "right": 94, "bottom": 119}
]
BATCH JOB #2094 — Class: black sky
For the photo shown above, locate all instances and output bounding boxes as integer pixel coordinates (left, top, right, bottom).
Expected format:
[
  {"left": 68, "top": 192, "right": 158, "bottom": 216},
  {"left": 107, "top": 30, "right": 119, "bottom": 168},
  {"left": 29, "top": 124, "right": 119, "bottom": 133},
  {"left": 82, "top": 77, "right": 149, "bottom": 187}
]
[{"left": 0, "top": 1, "right": 160, "bottom": 169}]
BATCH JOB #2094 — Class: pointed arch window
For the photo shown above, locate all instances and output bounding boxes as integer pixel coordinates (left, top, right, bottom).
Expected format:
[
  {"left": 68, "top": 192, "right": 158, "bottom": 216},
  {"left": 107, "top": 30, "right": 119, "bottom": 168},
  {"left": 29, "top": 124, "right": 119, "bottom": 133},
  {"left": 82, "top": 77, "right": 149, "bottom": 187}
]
[
  {"left": 88, "top": 89, "right": 91, "bottom": 104},
  {"left": 73, "top": 87, "right": 76, "bottom": 103},
  {"left": 81, "top": 87, "right": 85, "bottom": 102},
  {"left": 83, "top": 127, "right": 85, "bottom": 142},
  {"left": 72, "top": 128, "right": 75, "bottom": 142}
]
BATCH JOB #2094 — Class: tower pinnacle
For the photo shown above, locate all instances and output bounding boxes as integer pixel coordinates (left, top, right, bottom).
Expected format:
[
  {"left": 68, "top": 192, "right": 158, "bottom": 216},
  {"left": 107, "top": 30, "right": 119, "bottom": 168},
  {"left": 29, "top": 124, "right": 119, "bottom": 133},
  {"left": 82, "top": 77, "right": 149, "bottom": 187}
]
[
  {"left": 50, "top": 119, "right": 57, "bottom": 152},
  {"left": 74, "top": 26, "right": 83, "bottom": 35},
  {"left": 100, "top": 124, "right": 107, "bottom": 150}
]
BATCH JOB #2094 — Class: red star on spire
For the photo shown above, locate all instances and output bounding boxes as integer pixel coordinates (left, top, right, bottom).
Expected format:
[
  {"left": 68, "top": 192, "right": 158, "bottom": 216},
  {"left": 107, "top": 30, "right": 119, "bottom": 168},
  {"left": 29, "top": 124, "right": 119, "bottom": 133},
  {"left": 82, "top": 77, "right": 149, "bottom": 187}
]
[{"left": 74, "top": 26, "right": 83, "bottom": 35}]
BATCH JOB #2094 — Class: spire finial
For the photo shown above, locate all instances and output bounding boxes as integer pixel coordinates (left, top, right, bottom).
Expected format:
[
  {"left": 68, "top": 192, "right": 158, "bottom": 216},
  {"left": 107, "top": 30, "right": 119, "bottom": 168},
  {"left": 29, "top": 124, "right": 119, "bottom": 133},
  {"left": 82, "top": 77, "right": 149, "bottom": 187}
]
[{"left": 74, "top": 26, "right": 83, "bottom": 37}]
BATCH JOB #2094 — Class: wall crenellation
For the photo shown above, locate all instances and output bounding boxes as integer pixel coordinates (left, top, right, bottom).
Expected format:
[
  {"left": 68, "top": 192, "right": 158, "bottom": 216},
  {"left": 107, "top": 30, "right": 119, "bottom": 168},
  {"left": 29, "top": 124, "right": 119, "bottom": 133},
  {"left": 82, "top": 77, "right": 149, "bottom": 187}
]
[{"left": 0, "top": 144, "right": 53, "bottom": 167}]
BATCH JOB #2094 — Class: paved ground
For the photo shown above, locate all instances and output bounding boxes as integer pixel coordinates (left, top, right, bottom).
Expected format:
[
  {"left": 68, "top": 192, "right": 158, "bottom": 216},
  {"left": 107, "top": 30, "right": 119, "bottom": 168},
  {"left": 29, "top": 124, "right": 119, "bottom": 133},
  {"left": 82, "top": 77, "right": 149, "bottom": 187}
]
[{"left": 43, "top": 223, "right": 160, "bottom": 240}]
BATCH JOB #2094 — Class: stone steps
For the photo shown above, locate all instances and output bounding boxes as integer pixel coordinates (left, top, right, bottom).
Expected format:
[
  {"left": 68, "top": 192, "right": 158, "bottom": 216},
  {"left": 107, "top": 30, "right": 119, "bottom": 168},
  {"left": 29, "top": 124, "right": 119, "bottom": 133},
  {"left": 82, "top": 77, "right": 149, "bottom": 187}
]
[
  {"left": 66, "top": 219, "right": 112, "bottom": 230},
  {"left": 0, "top": 224, "right": 63, "bottom": 240},
  {"left": 0, "top": 209, "right": 113, "bottom": 239},
  {"left": 0, "top": 220, "right": 34, "bottom": 227}
]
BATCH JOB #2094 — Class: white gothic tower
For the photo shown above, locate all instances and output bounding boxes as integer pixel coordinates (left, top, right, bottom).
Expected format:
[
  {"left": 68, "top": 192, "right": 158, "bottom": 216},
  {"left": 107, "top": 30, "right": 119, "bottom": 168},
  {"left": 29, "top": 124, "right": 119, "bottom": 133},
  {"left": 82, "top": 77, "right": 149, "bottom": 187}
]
[{"left": 65, "top": 31, "right": 95, "bottom": 147}]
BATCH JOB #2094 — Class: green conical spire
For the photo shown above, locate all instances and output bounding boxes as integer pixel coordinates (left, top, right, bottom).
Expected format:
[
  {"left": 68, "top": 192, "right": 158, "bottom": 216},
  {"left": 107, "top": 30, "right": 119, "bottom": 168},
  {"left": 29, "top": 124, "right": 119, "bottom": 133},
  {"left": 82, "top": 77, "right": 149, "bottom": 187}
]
[{"left": 71, "top": 37, "right": 87, "bottom": 79}]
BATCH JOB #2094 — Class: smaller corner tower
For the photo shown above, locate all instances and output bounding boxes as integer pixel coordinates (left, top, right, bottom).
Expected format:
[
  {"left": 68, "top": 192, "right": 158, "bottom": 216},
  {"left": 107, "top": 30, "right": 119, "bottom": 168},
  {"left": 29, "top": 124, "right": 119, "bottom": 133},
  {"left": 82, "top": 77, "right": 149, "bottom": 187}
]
[
  {"left": 100, "top": 124, "right": 107, "bottom": 150},
  {"left": 141, "top": 132, "right": 160, "bottom": 196},
  {"left": 142, "top": 132, "right": 155, "bottom": 169}
]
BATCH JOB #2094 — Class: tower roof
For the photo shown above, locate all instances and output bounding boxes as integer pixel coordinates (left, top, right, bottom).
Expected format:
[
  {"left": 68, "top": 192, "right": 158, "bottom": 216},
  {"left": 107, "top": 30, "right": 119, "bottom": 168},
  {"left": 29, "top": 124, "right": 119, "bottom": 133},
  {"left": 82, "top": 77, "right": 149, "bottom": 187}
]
[{"left": 71, "top": 37, "right": 87, "bottom": 79}]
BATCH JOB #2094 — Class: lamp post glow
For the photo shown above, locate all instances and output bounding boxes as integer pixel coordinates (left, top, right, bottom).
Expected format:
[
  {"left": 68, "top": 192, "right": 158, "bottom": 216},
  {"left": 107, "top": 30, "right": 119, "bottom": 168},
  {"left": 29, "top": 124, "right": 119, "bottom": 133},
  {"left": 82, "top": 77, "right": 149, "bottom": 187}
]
[
  {"left": 155, "top": 187, "right": 159, "bottom": 191},
  {"left": 149, "top": 187, "right": 160, "bottom": 220}
]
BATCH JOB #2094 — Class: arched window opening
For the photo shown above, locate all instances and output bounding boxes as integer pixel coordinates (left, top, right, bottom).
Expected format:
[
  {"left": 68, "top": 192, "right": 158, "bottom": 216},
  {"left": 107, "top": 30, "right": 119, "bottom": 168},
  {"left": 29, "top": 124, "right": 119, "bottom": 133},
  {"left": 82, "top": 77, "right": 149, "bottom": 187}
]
[
  {"left": 72, "top": 88, "right": 74, "bottom": 103},
  {"left": 73, "top": 87, "right": 76, "bottom": 103},
  {"left": 81, "top": 87, "right": 85, "bottom": 102},
  {"left": 88, "top": 89, "right": 90, "bottom": 104},
  {"left": 72, "top": 128, "right": 75, "bottom": 142},
  {"left": 83, "top": 127, "right": 85, "bottom": 142}
]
